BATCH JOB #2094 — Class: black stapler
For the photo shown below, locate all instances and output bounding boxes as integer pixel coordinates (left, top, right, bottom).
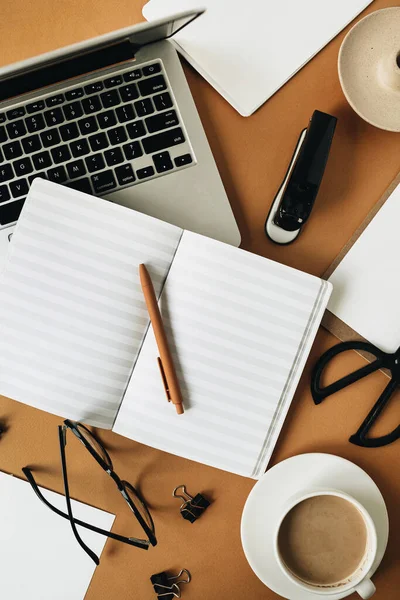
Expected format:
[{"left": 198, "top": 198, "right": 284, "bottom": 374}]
[{"left": 265, "top": 110, "right": 337, "bottom": 244}]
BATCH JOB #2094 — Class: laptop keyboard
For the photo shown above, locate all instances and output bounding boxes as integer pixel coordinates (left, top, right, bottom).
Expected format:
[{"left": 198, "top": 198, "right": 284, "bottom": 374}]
[{"left": 0, "top": 60, "right": 194, "bottom": 226}]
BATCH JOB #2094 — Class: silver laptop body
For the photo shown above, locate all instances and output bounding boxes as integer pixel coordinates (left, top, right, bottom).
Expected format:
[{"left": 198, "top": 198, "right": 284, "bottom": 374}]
[{"left": 0, "top": 10, "right": 240, "bottom": 265}]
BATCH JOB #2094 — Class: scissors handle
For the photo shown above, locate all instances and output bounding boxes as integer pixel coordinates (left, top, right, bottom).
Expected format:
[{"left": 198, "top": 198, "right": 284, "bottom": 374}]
[
  {"left": 311, "top": 341, "right": 386, "bottom": 405},
  {"left": 350, "top": 377, "right": 400, "bottom": 447}
]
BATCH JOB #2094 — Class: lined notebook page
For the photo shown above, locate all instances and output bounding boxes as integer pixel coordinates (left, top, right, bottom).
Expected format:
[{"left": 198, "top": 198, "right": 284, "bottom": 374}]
[
  {"left": 114, "top": 231, "right": 331, "bottom": 477},
  {"left": 0, "top": 179, "right": 182, "bottom": 428}
]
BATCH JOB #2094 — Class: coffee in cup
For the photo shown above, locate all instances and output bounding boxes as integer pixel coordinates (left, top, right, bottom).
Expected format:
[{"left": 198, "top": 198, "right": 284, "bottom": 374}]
[{"left": 274, "top": 489, "right": 377, "bottom": 599}]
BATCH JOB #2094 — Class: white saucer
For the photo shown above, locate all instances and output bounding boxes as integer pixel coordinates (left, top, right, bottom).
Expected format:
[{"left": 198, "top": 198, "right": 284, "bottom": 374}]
[{"left": 241, "top": 453, "right": 389, "bottom": 600}]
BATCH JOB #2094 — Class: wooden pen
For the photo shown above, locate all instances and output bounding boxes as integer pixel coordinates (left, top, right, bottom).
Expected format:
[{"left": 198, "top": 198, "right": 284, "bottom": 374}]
[{"left": 139, "top": 264, "right": 184, "bottom": 415}]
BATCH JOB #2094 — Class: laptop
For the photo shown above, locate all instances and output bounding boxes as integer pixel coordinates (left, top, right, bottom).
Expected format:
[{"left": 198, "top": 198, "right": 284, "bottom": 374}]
[{"left": 0, "top": 9, "right": 240, "bottom": 266}]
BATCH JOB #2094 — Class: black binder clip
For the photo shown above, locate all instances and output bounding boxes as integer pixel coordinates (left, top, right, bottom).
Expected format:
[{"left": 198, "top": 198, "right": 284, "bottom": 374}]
[
  {"left": 151, "top": 568, "right": 191, "bottom": 599},
  {"left": 173, "top": 484, "right": 210, "bottom": 523},
  {"left": 265, "top": 110, "right": 337, "bottom": 244}
]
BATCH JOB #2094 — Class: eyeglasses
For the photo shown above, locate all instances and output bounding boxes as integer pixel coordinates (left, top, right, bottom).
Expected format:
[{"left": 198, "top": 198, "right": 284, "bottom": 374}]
[
  {"left": 23, "top": 419, "right": 157, "bottom": 565},
  {"left": 311, "top": 340, "right": 400, "bottom": 448}
]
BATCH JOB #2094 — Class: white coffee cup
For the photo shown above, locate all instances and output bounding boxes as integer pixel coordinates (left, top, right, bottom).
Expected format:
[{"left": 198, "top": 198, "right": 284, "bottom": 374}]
[{"left": 273, "top": 489, "right": 378, "bottom": 599}]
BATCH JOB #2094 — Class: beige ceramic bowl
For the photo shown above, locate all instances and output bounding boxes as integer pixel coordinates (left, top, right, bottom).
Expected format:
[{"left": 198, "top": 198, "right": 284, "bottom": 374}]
[{"left": 338, "top": 7, "right": 400, "bottom": 132}]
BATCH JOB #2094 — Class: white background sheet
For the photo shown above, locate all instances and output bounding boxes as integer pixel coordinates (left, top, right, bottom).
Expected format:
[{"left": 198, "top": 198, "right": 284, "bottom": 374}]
[
  {"left": 329, "top": 183, "right": 400, "bottom": 353},
  {"left": 0, "top": 472, "right": 114, "bottom": 600},
  {"left": 143, "top": 0, "right": 372, "bottom": 115}
]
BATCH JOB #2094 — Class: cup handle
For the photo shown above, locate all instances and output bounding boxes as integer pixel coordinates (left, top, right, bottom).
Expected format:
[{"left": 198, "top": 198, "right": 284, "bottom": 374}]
[{"left": 355, "top": 578, "right": 376, "bottom": 599}]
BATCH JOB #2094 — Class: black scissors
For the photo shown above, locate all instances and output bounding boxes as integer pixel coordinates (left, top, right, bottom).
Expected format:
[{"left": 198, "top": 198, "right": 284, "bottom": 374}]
[{"left": 311, "top": 340, "right": 400, "bottom": 448}]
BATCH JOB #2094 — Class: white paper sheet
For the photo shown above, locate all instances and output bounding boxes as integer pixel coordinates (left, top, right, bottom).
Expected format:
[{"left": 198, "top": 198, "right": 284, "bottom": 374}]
[
  {"left": 114, "top": 231, "right": 331, "bottom": 477},
  {"left": 0, "top": 180, "right": 182, "bottom": 427},
  {"left": 328, "top": 183, "right": 400, "bottom": 353},
  {"left": 0, "top": 472, "right": 115, "bottom": 600},
  {"left": 143, "top": 0, "right": 373, "bottom": 116}
]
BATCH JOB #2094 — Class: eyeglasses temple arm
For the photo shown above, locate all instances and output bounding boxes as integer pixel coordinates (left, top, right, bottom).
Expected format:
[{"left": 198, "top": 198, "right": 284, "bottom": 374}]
[
  {"left": 58, "top": 426, "right": 100, "bottom": 565},
  {"left": 21, "top": 467, "right": 150, "bottom": 549}
]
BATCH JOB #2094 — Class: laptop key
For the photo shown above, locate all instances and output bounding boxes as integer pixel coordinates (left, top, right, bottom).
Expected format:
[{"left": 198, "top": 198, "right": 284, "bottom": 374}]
[
  {"left": 44, "top": 108, "right": 64, "bottom": 127},
  {"left": 126, "top": 120, "right": 146, "bottom": 139},
  {"left": 46, "top": 94, "right": 65, "bottom": 107},
  {"left": 28, "top": 172, "right": 47, "bottom": 184},
  {"left": 10, "top": 178, "right": 29, "bottom": 198},
  {"left": 116, "top": 104, "right": 135, "bottom": 123},
  {"left": 70, "top": 139, "right": 90, "bottom": 158},
  {"left": 84, "top": 82, "right": 104, "bottom": 95},
  {"left": 143, "top": 127, "right": 185, "bottom": 154},
  {"left": 152, "top": 151, "right": 173, "bottom": 173},
  {"left": 40, "top": 128, "right": 61, "bottom": 148},
  {"left": 174, "top": 154, "right": 193, "bottom": 167},
  {"left": 47, "top": 165, "right": 67, "bottom": 183},
  {"left": 67, "top": 178, "right": 92, "bottom": 194},
  {"left": 100, "top": 90, "right": 120, "bottom": 108},
  {"left": 104, "top": 75, "right": 123, "bottom": 88},
  {"left": 138, "top": 75, "right": 167, "bottom": 97},
  {"left": 115, "top": 164, "right": 135, "bottom": 186},
  {"left": 134, "top": 98, "right": 154, "bottom": 117},
  {"left": 59, "top": 122, "right": 79, "bottom": 141},
  {"left": 32, "top": 151, "right": 52, "bottom": 170},
  {"left": 13, "top": 157, "right": 33, "bottom": 177},
  {"left": 0, "top": 114, "right": 5, "bottom": 124},
  {"left": 85, "top": 153, "right": 105, "bottom": 173},
  {"left": 78, "top": 116, "right": 98, "bottom": 135},
  {"left": 4, "top": 141, "right": 23, "bottom": 161},
  {"left": 51, "top": 145, "right": 71, "bottom": 165},
  {"left": 67, "top": 159, "right": 86, "bottom": 179},
  {"left": 104, "top": 147, "right": 124, "bottom": 166},
  {"left": 142, "top": 63, "right": 161, "bottom": 77},
  {"left": 22, "top": 135, "right": 42, "bottom": 154},
  {"left": 123, "top": 69, "right": 141, "bottom": 82},
  {"left": 97, "top": 110, "right": 117, "bottom": 129},
  {"left": 145, "top": 110, "right": 178, "bottom": 134},
  {"left": 0, "top": 164, "right": 14, "bottom": 183},
  {"left": 25, "top": 114, "right": 46, "bottom": 133},
  {"left": 88, "top": 132, "right": 109, "bottom": 152},
  {"left": 7, "top": 107, "right": 26, "bottom": 120},
  {"left": 136, "top": 166, "right": 155, "bottom": 180},
  {"left": 7, "top": 120, "right": 27, "bottom": 139},
  {"left": 65, "top": 88, "right": 84, "bottom": 101},
  {"left": 63, "top": 101, "right": 83, "bottom": 121},
  {"left": 82, "top": 96, "right": 102, "bottom": 115},
  {"left": 108, "top": 126, "right": 127, "bottom": 146},
  {"left": 0, "top": 198, "right": 25, "bottom": 225},
  {"left": 153, "top": 92, "right": 173, "bottom": 111},
  {"left": 91, "top": 170, "right": 117, "bottom": 194},
  {"left": 119, "top": 84, "right": 139, "bottom": 102},
  {"left": 123, "top": 141, "right": 143, "bottom": 160},
  {"left": 26, "top": 100, "right": 46, "bottom": 114},
  {"left": 0, "top": 185, "right": 10, "bottom": 203},
  {"left": 0, "top": 126, "right": 7, "bottom": 143}
]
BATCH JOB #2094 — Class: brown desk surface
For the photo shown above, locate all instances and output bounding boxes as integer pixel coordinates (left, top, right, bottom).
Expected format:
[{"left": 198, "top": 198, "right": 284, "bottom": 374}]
[{"left": 0, "top": 1, "right": 399, "bottom": 599}]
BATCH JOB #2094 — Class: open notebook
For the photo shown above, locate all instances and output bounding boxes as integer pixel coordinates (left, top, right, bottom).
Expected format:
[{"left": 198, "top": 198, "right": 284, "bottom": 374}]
[{"left": 0, "top": 180, "right": 331, "bottom": 478}]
